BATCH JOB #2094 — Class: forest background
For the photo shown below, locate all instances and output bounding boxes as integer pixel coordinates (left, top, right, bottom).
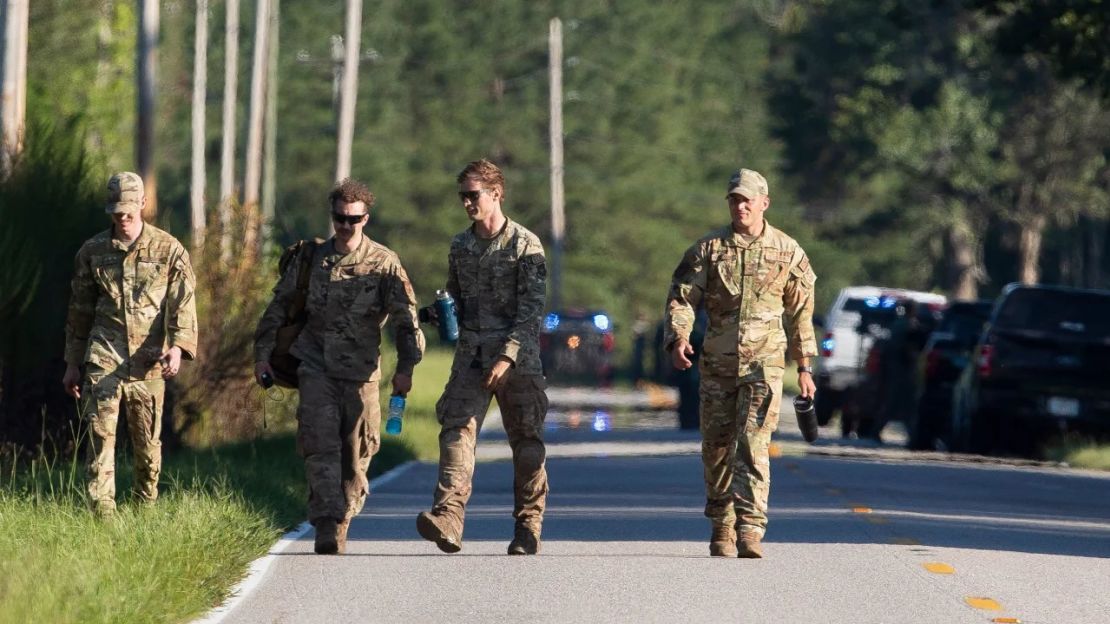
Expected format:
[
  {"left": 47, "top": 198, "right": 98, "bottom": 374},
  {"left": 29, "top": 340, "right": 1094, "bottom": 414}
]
[{"left": 1, "top": 0, "right": 1107, "bottom": 452}]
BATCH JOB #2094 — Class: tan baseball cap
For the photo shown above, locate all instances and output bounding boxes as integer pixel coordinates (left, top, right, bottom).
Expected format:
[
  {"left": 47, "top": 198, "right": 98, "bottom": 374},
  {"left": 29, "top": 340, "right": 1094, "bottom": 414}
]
[
  {"left": 726, "top": 168, "right": 769, "bottom": 199},
  {"left": 105, "top": 172, "right": 144, "bottom": 214}
]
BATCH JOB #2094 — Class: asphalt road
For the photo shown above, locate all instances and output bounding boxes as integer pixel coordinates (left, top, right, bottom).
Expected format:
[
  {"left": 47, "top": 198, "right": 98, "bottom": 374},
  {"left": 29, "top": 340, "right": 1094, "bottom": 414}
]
[{"left": 210, "top": 388, "right": 1110, "bottom": 624}]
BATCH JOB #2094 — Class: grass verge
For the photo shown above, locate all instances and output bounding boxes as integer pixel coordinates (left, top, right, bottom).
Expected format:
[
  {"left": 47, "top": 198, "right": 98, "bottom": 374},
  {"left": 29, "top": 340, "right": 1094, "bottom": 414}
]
[
  {"left": 0, "top": 348, "right": 453, "bottom": 623},
  {"left": 1044, "top": 437, "right": 1110, "bottom": 471}
]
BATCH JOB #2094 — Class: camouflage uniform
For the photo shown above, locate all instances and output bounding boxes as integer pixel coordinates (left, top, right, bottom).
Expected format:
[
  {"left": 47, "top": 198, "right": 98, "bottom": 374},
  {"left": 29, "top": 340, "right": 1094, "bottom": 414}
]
[
  {"left": 430, "top": 219, "right": 549, "bottom": 538},
  {"left": 65, "top": 213, "right": 198, "bottom": 514},
  {"left": 255, "top": 237, "right": 424, "bottom": 525},
  {"left": 665, "top": 220, "right": 817, "bottom": 537}
]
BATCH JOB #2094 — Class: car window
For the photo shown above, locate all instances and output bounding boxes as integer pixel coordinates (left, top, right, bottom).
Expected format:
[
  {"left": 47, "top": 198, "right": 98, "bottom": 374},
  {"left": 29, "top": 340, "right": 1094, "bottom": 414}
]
[
  {"left": 995, "top": 290, "right": 1110, "bottom": 337},
  {"left": 938, "top": 306, "right": 992, "bottom": 344}
]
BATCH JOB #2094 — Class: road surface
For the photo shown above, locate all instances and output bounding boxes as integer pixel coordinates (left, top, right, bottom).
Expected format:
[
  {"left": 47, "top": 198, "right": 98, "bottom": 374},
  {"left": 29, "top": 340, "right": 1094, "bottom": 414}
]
[{"left": 208, "top": 387, "right": 1110, "bottom": 624}]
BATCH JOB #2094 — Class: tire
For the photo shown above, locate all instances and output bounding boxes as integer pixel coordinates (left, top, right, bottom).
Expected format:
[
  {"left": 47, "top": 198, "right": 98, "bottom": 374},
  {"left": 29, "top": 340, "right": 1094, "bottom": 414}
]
[
  {"left": 907, "top": 402, "right": 938, "bottom": 451},
  {"left": 968, "top": 408, "right": 998, "bottom": 456},
  {"left": 815, "top": 388, "right": 839, "bottom": 427}
]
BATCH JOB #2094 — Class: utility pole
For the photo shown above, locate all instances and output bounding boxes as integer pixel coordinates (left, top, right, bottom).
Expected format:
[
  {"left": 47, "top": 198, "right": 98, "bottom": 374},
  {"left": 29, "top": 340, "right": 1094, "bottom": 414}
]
[
  {"left": 243, "top": 0, "right": 270, "bottom": 209},
  {"left": 261, "top": 0, "right": 279, "bottom": 255},
  {"left": 190, "top": 0, "right": 209, "bottom": 251},
  {"left": 335, "top": 0, "right": 361, "bottom": 183},
  {"left": 219, "top": 0, "right": 240, "bottom": 262},
  {"left": 548, "top": 17, "right": 565, "bottom": 310},
  {"left": 1, "top": 0, "right": 29, "bottom": 178},
  {"left": 137, "top": 0, "right": 159, "bottom": 219}
]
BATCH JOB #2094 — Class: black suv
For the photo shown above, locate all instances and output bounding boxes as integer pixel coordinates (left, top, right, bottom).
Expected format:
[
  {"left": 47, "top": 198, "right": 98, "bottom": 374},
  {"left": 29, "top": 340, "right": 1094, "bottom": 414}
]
[
  {"left": 539, "top": 309, "right": 615, "bottom": 385},
  {"left": 906, "top": 300, "right": 993, "bottom": 450},
  {"left": 950, "top": 285, "right": 1110, "bottom": 456}
]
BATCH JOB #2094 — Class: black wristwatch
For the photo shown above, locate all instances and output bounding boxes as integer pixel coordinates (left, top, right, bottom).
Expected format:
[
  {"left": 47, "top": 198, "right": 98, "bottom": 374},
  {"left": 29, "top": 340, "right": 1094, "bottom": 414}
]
[{"left": 797, "top": 365, "right": 814, "bottom": 374}]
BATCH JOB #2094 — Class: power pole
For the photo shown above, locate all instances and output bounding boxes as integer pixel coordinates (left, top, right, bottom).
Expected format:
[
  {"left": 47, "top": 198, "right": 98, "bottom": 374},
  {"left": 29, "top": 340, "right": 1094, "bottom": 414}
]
[
  {"left": 335, "top": 0, "right": 361, "bottom": 183},
  {"left": 243, "top": 0, "right": 270, "bottom": 208},
  {"left": 137, "top": 0, "right": 160, "bottom": 219},
  {"left": 1, "top": 0, "right": 29, "bottom": 178},
  {"left": 261, "top": 0, "right": 279, "bottom": 256},
  {"left": 190, "top": 0, "right": 209, "bottom": 251},
  {"left": 219, "top": 0, "right": 240, "bottom": 263},
  {"left": 548, "top": 17, "right": 565, "bottom": 310}
]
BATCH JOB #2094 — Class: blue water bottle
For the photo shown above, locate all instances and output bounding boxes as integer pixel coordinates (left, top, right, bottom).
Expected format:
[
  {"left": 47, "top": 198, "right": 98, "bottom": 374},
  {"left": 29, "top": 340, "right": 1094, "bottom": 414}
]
[
  {"left": 434, "top": 289, "right": 459, "bottom": 343},
  {"left": 385, "top": 394, "right": 406, "bottom": 435}
]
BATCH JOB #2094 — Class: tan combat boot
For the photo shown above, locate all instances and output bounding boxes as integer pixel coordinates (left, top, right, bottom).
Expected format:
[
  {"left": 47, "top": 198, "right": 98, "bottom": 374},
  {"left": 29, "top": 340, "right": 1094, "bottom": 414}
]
[
  {"left": 737, "top": 530, "right": 763, "bottom": 559},
  {"left": 314, "top": 518, "right": 339, "bottom": 555},
  {"left": 416, "top": 511, "right": 462, "bottom": 553},
  {"left": 336, "top": 519, "right": 349, "bottom": 554},
  {"left": 507, "top": 524, "right": 541, "bottom": 555},
  {"left": 709, "top": 525, "right": 738, "bottom": 557}
]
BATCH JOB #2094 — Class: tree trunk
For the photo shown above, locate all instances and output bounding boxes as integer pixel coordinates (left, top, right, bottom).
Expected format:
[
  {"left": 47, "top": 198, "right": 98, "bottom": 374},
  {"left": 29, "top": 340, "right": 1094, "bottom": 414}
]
[
  {"left": 136, "top": 0, "right": 159, "bottom": 219},
  {"left": 334, "top": 0, "right": 361, "bottom": 184},
  {"left": 1, "top": 0, "right": 30, "bottom": 177},
  {"left": 242, "top": 0, "right": 271, "bottom": 261},
  {"left": 947, "top": 219, "right": 980, "bottom": 300},
  {"left": 1017, "top": 213, "right": 1046, "bottom": 285},
  {"left": 190, "top": 0, "right": 209, "bottom": 252},
  {"left": 219, "top": 0, "right": 240, "bottom": 264}
]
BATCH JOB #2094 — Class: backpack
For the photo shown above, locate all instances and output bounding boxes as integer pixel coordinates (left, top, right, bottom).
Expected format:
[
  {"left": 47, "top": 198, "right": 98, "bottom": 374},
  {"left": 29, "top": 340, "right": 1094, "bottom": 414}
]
[{"left": 268, "top": 238, "right": 322, "bottom": 388}]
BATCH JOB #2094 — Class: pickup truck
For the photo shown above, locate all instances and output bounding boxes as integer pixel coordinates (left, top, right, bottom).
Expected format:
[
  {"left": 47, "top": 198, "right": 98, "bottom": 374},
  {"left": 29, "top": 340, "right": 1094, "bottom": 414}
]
[{"left": 949, "top": 284, "right": 1110, "bottom": 456}]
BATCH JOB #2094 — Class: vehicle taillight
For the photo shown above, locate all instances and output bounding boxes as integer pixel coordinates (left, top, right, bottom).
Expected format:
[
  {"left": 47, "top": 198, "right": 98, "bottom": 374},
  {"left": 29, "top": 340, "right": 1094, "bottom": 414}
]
[
  {"left": 924, "top": 349, "right": 942, "bottom": 379},
  {"left": 602, "top": 333, "right": 615, "bottom": 352},
  {"left": 820, "top": 332, "right": 834, "bottom": 357},
  {"left": 977, "top": 344, "right": 994, "bottom": 378}
]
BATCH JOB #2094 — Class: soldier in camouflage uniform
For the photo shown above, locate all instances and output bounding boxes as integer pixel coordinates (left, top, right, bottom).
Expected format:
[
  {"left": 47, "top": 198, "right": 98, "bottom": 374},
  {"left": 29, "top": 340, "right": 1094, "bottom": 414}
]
[
  {"left": 254, "top": 178, "right": 425, "bottom": 555},
  {"left": 63, "top": 172, "right": 198, "bottom": 517},
  {"left": 416, "top": 159, "right": 549, "bottom": 556},
  {"left": 665, "top": 168, "right": 818, "bottom": 558}
]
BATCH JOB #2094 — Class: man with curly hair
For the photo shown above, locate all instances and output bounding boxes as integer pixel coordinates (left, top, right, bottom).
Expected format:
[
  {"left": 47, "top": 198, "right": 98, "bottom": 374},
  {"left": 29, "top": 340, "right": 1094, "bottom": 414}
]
[
  {"left": 255, "top": 178, "right": 425, "bottom": 554},
  {"left": 416, "top": 159, "right": 550, "bottom": 556}
]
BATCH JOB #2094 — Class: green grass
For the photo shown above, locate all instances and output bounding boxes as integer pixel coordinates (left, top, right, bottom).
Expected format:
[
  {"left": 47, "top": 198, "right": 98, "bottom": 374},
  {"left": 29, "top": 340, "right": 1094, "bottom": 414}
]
[
  {"left": 1045, "top": 437, "right": 1110, "bottom": 471},
  {"left": 0, "top": 348, "right": 455, "bottom": 624}
]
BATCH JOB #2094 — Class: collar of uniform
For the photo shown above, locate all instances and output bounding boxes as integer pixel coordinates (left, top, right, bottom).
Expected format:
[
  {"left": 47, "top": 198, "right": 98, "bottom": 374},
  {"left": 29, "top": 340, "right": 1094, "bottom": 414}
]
[
  {"left": 727, "top": 219, "right": 772, "bottom": 248},
  {"left": 465, "top": 217, "right": 513, "bottom": 255},
  {"left": 330, "top": 234, "right": 370, "bottom": 267},
  {"left": 110, "top": 221, "right": 151, "bottom": 252}
]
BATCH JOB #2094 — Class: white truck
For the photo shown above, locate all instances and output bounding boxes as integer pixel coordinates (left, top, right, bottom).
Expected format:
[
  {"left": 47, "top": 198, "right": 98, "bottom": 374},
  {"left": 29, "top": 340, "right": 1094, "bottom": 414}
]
[{"left": 814, "top": 286, "right": 947, "bottom": 427}]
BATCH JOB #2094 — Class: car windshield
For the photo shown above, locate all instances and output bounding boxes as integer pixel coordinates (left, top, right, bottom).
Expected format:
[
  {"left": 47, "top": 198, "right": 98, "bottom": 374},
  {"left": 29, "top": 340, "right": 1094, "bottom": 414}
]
[{"left": 995, "top": 290, "right": 1110, "bottom": 337}]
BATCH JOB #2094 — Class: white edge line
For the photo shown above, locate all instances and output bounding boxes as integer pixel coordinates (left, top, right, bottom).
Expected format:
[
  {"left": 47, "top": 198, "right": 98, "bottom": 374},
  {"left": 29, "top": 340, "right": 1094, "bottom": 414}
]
[{"left": 191, "top": 459, "right": 420, "bottom": 624}]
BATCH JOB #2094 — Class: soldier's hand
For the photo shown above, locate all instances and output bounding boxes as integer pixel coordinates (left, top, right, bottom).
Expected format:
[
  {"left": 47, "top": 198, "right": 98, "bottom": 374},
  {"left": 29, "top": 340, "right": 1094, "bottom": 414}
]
[
  {"left": 392, "top": 373, "right": 413, "bottom": 396},
  {"left": 160, "top": 346, "right": 183, "bottom": 379},
  {"left": 672, "top": 339, "right": 694, "bottom": 370},
  {"left": 254, "top": 361, "right": 275, "bottom": 388},
  {"left": 62, "top": 364, "right": 82, "bottom": 399},
  {"left": 483, "top": 357, "right": 513, "bottom": 392},
  {"left": 798, "top": 371, "right": 816, "bottom": 399}
]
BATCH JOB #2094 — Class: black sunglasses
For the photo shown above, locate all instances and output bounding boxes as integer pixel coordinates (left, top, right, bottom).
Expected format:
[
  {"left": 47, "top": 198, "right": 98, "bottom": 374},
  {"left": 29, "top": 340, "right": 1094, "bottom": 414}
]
[
  {"left": 458, "top": 189, "right": 490, "bottom": 203},
  {"left": 331, "top": 212, "right": 367, "bottom": 225}
]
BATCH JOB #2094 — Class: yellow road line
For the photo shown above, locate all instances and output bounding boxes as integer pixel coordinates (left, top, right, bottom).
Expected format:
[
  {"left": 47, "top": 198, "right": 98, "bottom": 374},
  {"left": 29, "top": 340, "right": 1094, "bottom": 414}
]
[{"left": 965, "top": 597, "right": 1003, "bottom": 611}]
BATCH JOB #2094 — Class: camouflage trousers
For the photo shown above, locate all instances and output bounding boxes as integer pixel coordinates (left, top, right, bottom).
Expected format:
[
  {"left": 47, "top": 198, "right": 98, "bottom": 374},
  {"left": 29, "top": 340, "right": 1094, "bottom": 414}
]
[
  {"left": 296, "top": 367, "right": 381, "bottom": 525},
  {"left": 431, "top": 367, "right": 549, "bottom": 536},
  {"left": 700, "top": 367, "right": 784, "bottom": 537},
  {"left": 82, "top": 367, "right": 165, "bottom": 514}
]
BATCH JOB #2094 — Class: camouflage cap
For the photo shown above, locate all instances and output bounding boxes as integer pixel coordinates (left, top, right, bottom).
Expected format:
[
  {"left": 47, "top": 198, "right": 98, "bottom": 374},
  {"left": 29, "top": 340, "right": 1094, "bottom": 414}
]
[
  {"left": 727, "top": 168, "right": 769, "bottom": 199},
  {"left": 105, "top": 172, "right": 144, "bottom": 214}
]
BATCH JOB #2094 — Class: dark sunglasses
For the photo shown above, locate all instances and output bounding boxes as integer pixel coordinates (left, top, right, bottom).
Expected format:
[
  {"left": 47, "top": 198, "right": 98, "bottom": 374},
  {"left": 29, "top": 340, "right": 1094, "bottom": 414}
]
[
  {"left": 331, "top": 212, "right": 367, "bottom": 225},
  {"left": 458, "top": 189, "right": 489, "bottom": 203}
]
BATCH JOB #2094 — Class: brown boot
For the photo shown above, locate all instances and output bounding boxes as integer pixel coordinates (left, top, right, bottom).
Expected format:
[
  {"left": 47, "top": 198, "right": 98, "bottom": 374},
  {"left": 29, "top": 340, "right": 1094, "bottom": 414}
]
[
  {"left": 737, "top": 530, "right": 763, "bottom": 559},
  {"left": 507, "top": 524, "right": 541, "bottom": 555},
  {"left": 709, "top": 525, "right": 737, "bottom": 557},
  {"left": 336, "top": 519, "right": 349, "bottom": 554},
  {"left": 416, "top": 511, "right": 462, "bottom": 554},
  {"left": 314, "top": 518, "right": 339, "bottom": 555}
]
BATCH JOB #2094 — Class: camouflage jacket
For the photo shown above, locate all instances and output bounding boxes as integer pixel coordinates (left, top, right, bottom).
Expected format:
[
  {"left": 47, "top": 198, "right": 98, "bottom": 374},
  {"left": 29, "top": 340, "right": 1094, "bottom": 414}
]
[
  {"left": 446, "top": 219, "right": 546, "bottom": 375},
  {"left": 254, "top": 236, "right": 425, "bottom": 382},
  {"left": 665, "top": 220, "right": 818, "bottom": 378},
  {"left": 64, "top": 224, "right": 198, "bottom": 380}
]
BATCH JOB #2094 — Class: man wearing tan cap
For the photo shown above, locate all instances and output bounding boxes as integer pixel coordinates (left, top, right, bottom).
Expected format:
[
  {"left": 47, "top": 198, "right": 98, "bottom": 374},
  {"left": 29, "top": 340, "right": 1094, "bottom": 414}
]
[
  {"left": 62, "top": 172, "right": 198, "bottom": 517},
  {"left": 664, "top": 168, "right": 818, "bottom": 558}
]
